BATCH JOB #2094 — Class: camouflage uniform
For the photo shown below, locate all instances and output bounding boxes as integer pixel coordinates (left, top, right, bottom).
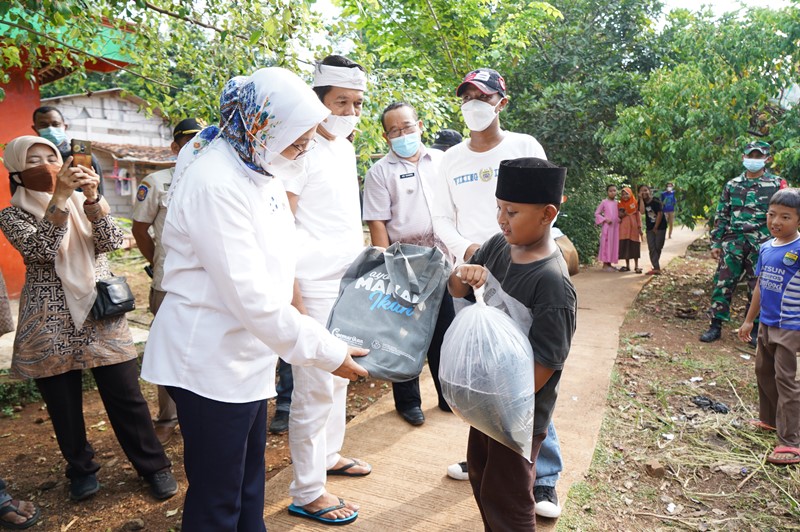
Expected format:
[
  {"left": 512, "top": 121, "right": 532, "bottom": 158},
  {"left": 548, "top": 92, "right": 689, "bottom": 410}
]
[{"left": 708, "top": 170, "right": 786, "bottom": 321}]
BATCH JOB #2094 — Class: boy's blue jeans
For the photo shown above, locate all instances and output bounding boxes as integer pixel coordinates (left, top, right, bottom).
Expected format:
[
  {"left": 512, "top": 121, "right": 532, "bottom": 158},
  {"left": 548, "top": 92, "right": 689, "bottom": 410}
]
[{"left": 534, "top": 422, "right": 562, "bottom": 488}]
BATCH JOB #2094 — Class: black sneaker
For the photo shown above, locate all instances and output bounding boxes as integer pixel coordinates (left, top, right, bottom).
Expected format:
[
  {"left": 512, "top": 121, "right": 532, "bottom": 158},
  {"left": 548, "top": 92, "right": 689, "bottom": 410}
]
[
  {"left": 70, "top": 473, "right": 100, "bottom": 501},
  {"left": 145, "top": 469, "right": 178, "bottom": 500},
  {"left": 269, "top": 410, "right": 290, "bottom": 434},
  {"left": 533, "top": 485, "right": 562, "bottom": 518}
]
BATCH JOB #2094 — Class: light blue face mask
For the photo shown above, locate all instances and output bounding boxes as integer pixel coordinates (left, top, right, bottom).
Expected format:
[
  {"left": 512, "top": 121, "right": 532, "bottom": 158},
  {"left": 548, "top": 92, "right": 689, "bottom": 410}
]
[
  {"left": 743, "top": 157, "right": 766, "bottom": 173},
  {"left": 390, "top": 132, "right": 421, "bottom": 159},
  {"left": 38, "top": 127, "right": 67, "bottom": 147}
]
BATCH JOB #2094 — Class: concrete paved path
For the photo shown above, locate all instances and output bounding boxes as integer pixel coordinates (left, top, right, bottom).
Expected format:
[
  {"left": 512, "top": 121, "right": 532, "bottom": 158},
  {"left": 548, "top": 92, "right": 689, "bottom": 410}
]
[{"left": 262, "top": 225, "right": 704, "bottom": 530}]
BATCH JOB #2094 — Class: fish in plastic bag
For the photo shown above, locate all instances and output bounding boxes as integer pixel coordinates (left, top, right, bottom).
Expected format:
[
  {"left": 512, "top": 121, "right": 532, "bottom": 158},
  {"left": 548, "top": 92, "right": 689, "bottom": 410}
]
[{"left": 439, "top": 281, "right": 535, "bottom": 461}]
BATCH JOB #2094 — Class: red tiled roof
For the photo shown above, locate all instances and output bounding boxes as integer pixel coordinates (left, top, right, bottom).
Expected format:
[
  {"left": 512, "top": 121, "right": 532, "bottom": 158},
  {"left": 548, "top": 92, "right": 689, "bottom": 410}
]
[{"left": 93, "top": 142, "right": 175, "bottom": 164}]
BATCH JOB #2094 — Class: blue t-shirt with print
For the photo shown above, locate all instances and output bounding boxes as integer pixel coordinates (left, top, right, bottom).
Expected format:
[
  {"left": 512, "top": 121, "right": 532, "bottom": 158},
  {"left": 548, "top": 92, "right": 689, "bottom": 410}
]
[
  {"left": 755, "top": 236, "right": 800, "bottom": 330},
  {"left": 660, "top": 190, "right": 676, "bottom": 212}
]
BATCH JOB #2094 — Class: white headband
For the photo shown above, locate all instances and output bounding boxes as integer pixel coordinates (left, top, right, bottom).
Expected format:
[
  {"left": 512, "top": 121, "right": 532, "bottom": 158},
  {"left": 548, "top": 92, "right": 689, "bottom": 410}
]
[{"left": 312, "top": 64, "right": 367, "bottom": 91}]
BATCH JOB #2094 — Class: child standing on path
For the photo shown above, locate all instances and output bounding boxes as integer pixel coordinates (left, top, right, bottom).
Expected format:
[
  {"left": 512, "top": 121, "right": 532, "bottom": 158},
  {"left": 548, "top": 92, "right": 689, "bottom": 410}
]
[
  {"left": 618, "top": 187, "right": 642, "bottom": 273},
  {"left": 661, "top": 182, "right": 677, "bottom": 239},
  {"left": 738, "top": 188, "right": 800, "bottom": 465},
  {"left": 640, "top": 185, "right": 667, "bottom": 275},
  {"left": 449, "top": 158, "right": 577, "bottom": 529},
  {"left": 595, "top": 184, "right": 620, "bottom": 271}
]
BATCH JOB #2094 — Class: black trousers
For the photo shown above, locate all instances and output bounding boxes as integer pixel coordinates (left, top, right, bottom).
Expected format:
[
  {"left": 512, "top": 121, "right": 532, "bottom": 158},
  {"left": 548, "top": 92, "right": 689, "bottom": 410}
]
[
  {"left": 646, "top": 229, "right": 666, "bottom": 270},
  {"left": 392, "top": 291, "right": 455, "bottom": 412},
  {"left": 35, "top": 359, "right": 170, "bottom": 479},
  {"left": 167, "top": 386, "right": 268, "bottom": 532}
]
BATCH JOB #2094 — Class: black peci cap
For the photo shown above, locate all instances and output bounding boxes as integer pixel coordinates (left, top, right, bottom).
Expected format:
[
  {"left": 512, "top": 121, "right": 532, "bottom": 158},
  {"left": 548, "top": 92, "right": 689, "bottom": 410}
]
[{"left": 495, "top": 158, "right": 567, "bottom": 205}]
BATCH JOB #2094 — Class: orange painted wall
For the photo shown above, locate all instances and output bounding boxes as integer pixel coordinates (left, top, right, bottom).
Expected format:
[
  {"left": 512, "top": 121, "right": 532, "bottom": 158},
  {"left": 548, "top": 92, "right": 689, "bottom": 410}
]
[{"left": 0, "top": 67, "right": 40, "bottom": 298}]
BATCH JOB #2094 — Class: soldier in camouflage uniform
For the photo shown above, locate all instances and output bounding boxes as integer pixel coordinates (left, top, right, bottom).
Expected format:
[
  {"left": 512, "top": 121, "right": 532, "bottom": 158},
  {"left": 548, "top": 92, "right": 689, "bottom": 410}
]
[{"left": 700, "top": 141, "right": 786, "bottom": 343}]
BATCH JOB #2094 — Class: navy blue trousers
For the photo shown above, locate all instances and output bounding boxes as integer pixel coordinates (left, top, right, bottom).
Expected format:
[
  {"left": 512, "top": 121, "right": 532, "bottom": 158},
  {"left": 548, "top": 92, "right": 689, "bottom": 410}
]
[{"left": 167, "top": 387, "right": 267, "bottom": 532}]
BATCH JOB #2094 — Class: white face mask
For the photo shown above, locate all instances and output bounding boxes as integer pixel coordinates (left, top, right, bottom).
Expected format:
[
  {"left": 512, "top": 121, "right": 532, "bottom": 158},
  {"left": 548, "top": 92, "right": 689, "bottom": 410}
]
[
  {"left": 264, "top": 152, "right": 306, "bottom": 180},
  {"left": 321, "top": 114, "right": 360, "bottom": 138},
  {"left": 461, "top": 99, "right": 501, "bottom": 132}
]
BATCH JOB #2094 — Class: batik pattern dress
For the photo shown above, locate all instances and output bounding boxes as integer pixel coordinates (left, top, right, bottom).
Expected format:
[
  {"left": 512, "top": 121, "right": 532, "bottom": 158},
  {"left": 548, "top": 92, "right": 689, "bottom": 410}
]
[{"left": 0, "top": 205, "right": 136, "bottom": 380}]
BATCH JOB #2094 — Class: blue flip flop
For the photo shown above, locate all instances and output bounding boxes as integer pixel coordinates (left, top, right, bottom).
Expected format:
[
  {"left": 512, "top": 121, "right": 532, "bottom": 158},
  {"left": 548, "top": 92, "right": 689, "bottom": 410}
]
[{"left": 288, "top": 497, "right": 358, "bottom": 526}]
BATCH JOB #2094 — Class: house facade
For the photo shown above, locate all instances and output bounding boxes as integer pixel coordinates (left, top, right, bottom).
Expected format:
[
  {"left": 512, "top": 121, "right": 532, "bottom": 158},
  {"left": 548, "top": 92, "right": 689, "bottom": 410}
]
[{"left": 40, "top": 89, "right": 175, "bottom": 217}]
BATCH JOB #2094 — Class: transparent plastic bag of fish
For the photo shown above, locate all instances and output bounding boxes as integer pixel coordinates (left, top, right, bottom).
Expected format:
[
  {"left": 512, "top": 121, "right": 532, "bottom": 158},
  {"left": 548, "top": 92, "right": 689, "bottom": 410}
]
[{"left": 439, "top": 287, "right": 535, "bottom": 460}]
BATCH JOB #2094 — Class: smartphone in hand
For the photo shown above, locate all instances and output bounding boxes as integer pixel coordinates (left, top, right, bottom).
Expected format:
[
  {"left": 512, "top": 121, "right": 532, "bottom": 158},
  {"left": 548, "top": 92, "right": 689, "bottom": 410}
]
[{"left": 70, "top": 139, "right": 93, "bottom": 168}]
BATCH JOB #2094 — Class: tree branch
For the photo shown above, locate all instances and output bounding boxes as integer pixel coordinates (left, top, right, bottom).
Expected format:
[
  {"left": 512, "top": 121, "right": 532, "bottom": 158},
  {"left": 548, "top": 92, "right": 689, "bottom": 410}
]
[
  {"left": 421, "top": 0, "right": 459, "bottom": 78},
  {"left": 374, "top": 0, "right": 439, "bottom": 75},
  {"left": 141, "top": 1, "right": 246, "bottom": 40},
  {"left": 0, "top": 18, "right": 176, "bottom": 89}
]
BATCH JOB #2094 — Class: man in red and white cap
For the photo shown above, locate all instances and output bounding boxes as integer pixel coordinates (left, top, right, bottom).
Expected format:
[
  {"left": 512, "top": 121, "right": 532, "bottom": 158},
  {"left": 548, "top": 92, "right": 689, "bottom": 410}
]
[{"left": 431, "top": 67, "right": 566, "bottom": 520}]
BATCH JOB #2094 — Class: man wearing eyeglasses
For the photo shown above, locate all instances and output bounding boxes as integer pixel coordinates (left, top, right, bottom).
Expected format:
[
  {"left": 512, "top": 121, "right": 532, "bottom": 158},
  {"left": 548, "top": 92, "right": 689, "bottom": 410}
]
[
  {"left": 362, "top": 102, "right": 455, "bottom": 427},
  {"left": 276, "top": 55, "right": 371, "bottom": 525},
  {"left": 430, "top": 68, "right": 566, "bottom": 521}
]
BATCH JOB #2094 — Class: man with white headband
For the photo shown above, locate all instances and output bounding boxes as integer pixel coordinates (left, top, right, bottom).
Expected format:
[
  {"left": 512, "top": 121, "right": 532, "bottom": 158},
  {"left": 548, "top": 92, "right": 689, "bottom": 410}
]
[
  {"left": 431, "top": 67, "right": 567, "bottom": 521},
  {"left": 277, "top": 54, "right": 370, "bottom": 526}
]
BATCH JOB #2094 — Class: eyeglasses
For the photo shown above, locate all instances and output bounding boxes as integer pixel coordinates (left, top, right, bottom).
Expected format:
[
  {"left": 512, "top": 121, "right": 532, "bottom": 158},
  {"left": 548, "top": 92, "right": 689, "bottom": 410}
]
[
  {"left": 385, "top": 125, "right": 418, "bottom": 139},
  {"left": 291, "top": 138, "right": 317, "bottom": 158}
]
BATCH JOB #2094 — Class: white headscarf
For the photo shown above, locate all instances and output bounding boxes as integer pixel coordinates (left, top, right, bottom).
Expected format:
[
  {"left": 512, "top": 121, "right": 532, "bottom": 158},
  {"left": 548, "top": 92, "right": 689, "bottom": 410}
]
[
  {"left": 169, "top": 67, "right": 330, "bottom": 197},
  {"left": 4, "top": 136, "right": 96, "bottom": 329}
]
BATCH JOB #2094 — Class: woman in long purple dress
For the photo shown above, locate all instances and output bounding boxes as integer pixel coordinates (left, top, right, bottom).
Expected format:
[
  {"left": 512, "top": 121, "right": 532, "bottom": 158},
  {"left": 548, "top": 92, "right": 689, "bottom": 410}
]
[{"left": 594, "top": 184, "right": 621, "bottom": 272}]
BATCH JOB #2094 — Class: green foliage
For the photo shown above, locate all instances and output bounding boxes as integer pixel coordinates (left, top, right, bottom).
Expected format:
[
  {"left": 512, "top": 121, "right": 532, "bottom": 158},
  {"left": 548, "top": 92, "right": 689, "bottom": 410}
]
[
  {"left": 504, "top": 0, "right": 663, "bottom": 185},
  {"left": 2, "top": 0, "right": 330, "bottom": 122},
  {"left": 601, "top": 6, "right": 800, "bottom": 225},
  {"left": 337, "top": 0, "right": 563, "bottom": 139},
  {"left": 0, "top": 372, "right": 41, "bottom": 409}
]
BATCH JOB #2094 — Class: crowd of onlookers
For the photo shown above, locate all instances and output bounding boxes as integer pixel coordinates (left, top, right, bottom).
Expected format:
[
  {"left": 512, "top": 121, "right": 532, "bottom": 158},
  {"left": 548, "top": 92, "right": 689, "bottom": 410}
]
[{"left": 593, "top": 182, "right": 675, "bottom": 274}]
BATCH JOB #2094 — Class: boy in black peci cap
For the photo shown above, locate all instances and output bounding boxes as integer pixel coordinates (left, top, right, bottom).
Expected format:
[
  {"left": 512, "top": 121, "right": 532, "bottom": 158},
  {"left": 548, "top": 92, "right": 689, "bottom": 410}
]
[{"left": 448, "top": 158, "right": 577, "bottom": 530}]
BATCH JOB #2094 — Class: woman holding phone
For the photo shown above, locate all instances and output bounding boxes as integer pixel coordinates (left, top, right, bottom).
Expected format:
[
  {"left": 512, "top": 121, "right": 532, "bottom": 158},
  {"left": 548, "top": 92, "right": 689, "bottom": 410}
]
[{"left": 0, "top": 136, "right": 177, "bottom": 503}]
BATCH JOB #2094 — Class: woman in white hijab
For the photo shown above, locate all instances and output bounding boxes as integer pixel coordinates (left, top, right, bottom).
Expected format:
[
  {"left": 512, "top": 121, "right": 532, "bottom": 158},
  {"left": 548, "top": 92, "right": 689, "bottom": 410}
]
[
  {"left": 0, "top": 136, "right": 176, "bottom": 503},
  {"left": 141, "top": 67, "right": 369, "bottom": 531}
]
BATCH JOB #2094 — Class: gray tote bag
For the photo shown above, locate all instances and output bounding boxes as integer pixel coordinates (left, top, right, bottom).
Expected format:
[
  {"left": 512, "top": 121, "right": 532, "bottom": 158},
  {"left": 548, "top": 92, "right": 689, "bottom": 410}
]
[{"left": 327, "top": 242, "right": 449, "bottom": 382}]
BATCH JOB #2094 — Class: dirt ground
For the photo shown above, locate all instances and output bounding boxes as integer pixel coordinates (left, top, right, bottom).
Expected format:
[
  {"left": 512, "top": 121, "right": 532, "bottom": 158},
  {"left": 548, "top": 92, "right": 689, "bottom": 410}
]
[
  {"left": 559, "top": 237, "right": 800, "bottom": 531},
  {"left": 4, "top": 241, "right": 800, "bottom": 531},
  {"left": 0, "top": 250, "right": 390, "bottom": 531}
]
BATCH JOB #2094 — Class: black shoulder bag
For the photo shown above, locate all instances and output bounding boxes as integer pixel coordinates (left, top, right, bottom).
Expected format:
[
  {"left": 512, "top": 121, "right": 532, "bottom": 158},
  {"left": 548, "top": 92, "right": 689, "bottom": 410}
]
[{"left": 91, "top": 276, "right": 136, "bottom": 320}]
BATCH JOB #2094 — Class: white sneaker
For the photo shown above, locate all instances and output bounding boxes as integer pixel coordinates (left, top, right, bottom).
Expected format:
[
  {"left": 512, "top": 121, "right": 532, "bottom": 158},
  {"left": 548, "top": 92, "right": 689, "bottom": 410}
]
[
  {"left": 534, "top": 485, "right": 562, "bottom": 518},
  {"left": 446, "top": 461, "right": 469, "bottom": 481}
]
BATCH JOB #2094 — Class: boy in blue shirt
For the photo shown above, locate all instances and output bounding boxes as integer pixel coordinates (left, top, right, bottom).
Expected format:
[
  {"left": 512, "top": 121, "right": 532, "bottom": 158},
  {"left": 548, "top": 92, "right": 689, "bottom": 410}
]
[
  {"left": 449, "top": 158, "right": 577, "bottom": 528},
  {"left": 738, "top": 188, "right": 800, "bottom": 465}
]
